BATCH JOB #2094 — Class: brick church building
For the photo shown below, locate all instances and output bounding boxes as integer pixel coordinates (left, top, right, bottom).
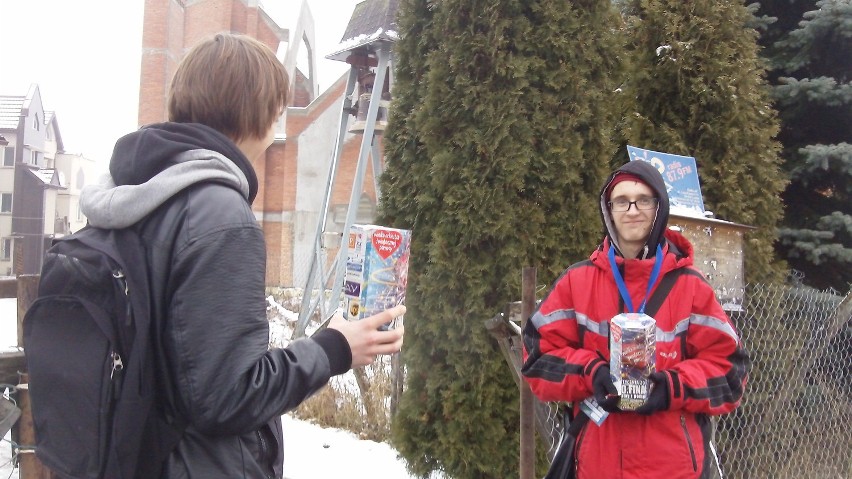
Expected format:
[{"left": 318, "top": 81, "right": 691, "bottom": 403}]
[{"left": 138, "top": 0, "right": 381, "bottom": 287}]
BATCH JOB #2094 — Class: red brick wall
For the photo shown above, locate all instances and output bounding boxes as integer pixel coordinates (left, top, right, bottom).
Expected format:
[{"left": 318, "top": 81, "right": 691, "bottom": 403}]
[
  {"left": 185, "top": 0, "right": 231, "bottom": 45},
  {"left": 139, "top": 0, "right": 185, "bottom": 127},
  {"left": 261, "top": 142, "right": 292, "bottom": 284},
  {"left": 292, "top": 70, "right": 312, "bottom": 108}
]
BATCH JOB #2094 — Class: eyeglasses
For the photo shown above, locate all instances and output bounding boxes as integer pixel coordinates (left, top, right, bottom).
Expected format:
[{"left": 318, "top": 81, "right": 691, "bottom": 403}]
[{"left": 608, "top": 197, "right": 658, "bottom": 212}]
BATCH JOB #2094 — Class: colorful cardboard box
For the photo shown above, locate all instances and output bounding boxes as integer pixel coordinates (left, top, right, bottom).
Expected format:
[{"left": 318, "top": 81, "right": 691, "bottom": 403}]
[
  {"left": 344, "top": 224, "right": 411, "bottom": 329},
  {"left": 609, "top": 313, "right": 657, "bottom": 410}
]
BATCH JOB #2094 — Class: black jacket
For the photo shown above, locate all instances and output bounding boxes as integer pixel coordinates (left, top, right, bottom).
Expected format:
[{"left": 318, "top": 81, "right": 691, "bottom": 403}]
[{"left": 81, "top": 123, "right": 351, "bottom": 478}]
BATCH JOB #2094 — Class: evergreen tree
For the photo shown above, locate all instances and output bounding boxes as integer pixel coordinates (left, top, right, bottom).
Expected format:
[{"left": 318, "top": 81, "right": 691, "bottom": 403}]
[
  {"left": 622, "top": 0, "right": 786, "bottom": 283},
  {"left": 752, "top": 0, "right": 852, "bottom": 290},
  {"left": 379, "top": 0, "right": 625, "bottom": 476},
  {"left": 377, "top": 0, "right": 443, "bottom": 472},
  {"left": 380, "top": 0, "right": 438, "bottom": 234}
]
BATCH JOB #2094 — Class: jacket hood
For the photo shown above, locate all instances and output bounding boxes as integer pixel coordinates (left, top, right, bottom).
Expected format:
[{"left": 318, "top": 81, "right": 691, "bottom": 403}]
[
  {"left": 80, "top": 123, "right": 259, "bottom": 229},
  {"left": 110, "top": 122, "right": 258, "bottom": 200},
  {"left": 599, "top": 160, "right": 670, "bottom": 259}
]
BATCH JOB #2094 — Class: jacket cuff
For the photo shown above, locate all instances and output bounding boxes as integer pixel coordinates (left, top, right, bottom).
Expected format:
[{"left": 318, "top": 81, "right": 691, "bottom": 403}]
[
  {"left": 585, "top": 358, "right": 607, "bottom": 391},
  {"left": 312, "top": 328, "right": 352, "bottom": 376},
  {"left": 662, "top": 370, "right": 685, "bottom": 410}
]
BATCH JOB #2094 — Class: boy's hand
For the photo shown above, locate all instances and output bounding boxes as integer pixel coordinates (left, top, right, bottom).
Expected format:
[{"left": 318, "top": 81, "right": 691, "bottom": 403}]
[
  {"left": 592, "top": 366, "right": 621, "bottom": 412},
  {"left": 636, "top": 371, "right": 671, "bottom": 415},
  {"left": 328, "top": 305, "right": 406, "bottom": 368}
]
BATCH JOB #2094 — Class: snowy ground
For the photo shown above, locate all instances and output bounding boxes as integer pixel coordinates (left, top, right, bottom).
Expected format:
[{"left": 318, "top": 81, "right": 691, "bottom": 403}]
[{"left": 0, "top": 297, "right": 439, "bottom": 479}]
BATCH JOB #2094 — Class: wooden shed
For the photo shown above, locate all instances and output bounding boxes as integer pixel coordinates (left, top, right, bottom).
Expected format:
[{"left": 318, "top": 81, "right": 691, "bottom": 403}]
[{"left": 668, "top": 212, "right": 755, "bottom": 312}]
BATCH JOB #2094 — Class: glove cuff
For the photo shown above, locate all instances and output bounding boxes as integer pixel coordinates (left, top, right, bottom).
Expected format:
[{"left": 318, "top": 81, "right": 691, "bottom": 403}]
[{"left": 655, "top": 370, "right": 682, "bottom": 410}]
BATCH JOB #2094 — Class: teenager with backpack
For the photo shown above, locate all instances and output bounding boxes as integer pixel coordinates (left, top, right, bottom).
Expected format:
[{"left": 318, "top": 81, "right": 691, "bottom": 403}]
[
  {"left": 75, "top": 33, "right": 405, "bottom": 478},
  {"left": 521, "top": 160, "right": 749, "bottom": 479}
]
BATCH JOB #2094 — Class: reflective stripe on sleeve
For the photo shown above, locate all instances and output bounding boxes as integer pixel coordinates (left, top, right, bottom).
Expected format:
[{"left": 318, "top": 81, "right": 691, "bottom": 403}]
[
  {"left": 689, "top": 313, "right": 740, "bottom": 343},
  {"left": 657, "top": 317, "right": 690, "bottom": 343},
  {"left": 576, "top": 312, "right": 609, "bottom": 337},
  {"left": 530, "top": 308, "right": 575, "bottom": 328}
]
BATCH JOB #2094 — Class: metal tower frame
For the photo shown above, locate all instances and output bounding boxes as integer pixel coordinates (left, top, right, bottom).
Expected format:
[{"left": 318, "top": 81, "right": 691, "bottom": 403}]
[{"left": 294, "top": 42, "right": 394, "bottom": 338}]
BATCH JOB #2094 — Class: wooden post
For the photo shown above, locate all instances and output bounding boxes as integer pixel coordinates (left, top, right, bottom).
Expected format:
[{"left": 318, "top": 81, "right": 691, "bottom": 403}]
[
  {"left": 520, "top": 267, "right": 536, "bottom": 479},
  {"left": 16, "top": 373, "right": 54, "bottom": 479},
  {"left": 17, "top": 275, "right": 39, "bottom": 348},
  {"left": 12, "top": 235, "right": 23, "bottom": 277}
]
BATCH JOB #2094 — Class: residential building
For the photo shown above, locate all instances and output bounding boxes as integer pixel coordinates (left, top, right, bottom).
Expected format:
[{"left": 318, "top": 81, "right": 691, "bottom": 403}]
[{"left": 0, "top": 84, "right": 96, "bottom": 275}]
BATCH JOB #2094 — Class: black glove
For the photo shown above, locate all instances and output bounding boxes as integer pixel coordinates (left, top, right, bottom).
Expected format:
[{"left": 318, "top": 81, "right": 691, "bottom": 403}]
[
  {"left": 592, "top": 365, "right": 621, "bottom": 412},
  {"left": 636, "top": 371, "right": 671, "bottom": 415}
]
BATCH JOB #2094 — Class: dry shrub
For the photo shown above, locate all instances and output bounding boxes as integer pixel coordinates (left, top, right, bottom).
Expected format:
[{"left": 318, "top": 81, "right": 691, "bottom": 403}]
[
  {"left": 265, "top": 287, "right": 401, "bottom": 442},
  {"left": 292, "top": 362, "right": 395, "bottom": 442}
]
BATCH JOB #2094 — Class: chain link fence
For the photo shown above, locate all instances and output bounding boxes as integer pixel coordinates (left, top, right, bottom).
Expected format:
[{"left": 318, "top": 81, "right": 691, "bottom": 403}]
[{"left": 488, "top": 282, "right": 852, "bottom": 478}]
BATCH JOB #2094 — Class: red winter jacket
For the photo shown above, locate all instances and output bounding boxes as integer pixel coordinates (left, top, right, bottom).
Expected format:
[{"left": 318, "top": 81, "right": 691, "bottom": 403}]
[{"left": 522, "top": 230, "right": 748, "bottom": 479}]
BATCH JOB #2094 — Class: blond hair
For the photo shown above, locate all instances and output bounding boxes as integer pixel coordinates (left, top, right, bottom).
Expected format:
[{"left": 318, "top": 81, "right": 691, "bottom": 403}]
[{"left": 168, "top": 33, "right": 289, "bottom": 142}]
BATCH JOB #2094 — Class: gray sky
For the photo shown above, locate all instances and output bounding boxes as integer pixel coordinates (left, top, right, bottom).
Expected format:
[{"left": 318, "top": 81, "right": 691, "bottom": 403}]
[{"left": 0, "top": 0, "right": 361, "bottom": 171}]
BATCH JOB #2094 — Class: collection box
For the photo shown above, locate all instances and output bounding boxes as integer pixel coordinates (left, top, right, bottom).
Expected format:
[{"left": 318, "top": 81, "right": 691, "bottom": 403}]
[
  {"left": 609, "top": 313, "right": 656, "bottom": 410},
  {"left": 343, "top": 224, "right": 411, "bottom": 329}
]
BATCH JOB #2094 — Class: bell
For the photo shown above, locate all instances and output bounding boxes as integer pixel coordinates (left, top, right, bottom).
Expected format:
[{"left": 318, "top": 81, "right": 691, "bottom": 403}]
[
  {"left": 349, "top": 96, "right": 389, "bottom": 134},
  {"left": 348, "top": 70, "right": 390, "bottom": 134}
]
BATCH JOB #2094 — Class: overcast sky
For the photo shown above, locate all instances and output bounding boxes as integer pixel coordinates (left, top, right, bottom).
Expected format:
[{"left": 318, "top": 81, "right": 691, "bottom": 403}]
[{"left": 0, "top": 0, "right": 362, "bottom": 172}]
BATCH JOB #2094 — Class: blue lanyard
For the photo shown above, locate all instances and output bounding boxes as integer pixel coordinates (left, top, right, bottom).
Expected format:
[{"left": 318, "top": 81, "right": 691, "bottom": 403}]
[{"left": 608, "top": 244, "right": 664, "bottom": 314}]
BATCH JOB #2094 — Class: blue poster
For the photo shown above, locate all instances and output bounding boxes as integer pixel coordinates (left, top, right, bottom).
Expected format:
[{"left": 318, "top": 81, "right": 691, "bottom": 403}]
[{"left": 626, "top": 145, "right": 705, "bottom": 213}]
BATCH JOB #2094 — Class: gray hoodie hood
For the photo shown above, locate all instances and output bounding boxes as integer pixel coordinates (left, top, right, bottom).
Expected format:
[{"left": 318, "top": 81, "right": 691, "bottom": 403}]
[
  {"left": 80, "top": 122, "right": 257, "bottom": 229},
  {"left": 81, "top": 149, "right": 250, "bottom": 229}
]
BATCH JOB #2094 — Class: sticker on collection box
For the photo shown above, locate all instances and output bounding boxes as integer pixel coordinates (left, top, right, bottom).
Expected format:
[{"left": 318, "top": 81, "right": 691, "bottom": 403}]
[{"left": 344, "top": 224, "right": 411, "bottom": 330}]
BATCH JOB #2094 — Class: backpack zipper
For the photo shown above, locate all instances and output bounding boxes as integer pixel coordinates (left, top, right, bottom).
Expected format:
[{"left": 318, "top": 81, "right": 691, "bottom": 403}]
[
  {"left": 114, "top": 269, "right": 133, "bottom": 319},
  {"left": 110, "top": 351, "right": 124, "bottom": 379},
  {"left": 110, "top": 269, "right": 128, "bottom": 393},
  {"left": 113, "top": 269, "right": 128, "bottom": 295},
  {"left": 110, "top": 346, "right": 124, "bottom": 402}
]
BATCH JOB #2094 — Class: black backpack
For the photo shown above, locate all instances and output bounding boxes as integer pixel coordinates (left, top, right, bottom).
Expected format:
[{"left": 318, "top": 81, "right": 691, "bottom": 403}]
[{"left": 23, "top": 226, "right": 184, "bottom": 479}]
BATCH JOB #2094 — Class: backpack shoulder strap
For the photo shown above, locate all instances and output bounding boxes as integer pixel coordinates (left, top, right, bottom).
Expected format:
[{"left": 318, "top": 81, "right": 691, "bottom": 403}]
[
  {"left": 111, "top": 227, "right": 191, "bottom": 478},
  {"left": 105, "top": 227, "right": 189, "bottom": 478},
  {"left": 644, "top": 267, "right": 688, "bottom": 318}
]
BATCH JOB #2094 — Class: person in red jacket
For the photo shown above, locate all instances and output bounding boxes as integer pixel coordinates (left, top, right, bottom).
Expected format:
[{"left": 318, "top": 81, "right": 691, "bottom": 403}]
[{"left": 521, "top": 159, "right": 749, "bottom": 479}]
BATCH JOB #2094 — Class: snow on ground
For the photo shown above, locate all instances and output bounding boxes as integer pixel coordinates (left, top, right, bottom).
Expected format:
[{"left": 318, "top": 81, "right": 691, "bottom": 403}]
[
  {"left": 0, "top": 415, "right": 421, "bottom": 478},
  {"left": 0, "top": 297, "right": 438, "bottom": 478},
  {"left": 0, "top": 299, "right": 18, "bottom": 353},
  {"left": 0, "top": 415, "right": 422, "bottom": 478}
]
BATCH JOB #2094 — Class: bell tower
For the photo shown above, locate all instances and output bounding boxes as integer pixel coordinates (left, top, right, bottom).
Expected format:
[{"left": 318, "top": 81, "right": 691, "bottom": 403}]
[{"left": 295, "top": 0, "right": 399, "bottom": 336}]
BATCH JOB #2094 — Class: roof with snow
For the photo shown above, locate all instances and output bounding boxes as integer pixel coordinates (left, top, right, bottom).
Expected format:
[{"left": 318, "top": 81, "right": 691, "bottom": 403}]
[
  {"left": 669, "top": 205, "right": 754, "bottom": 229},
  {"left": 0, "top": 96, "right": 24, "bottom": 130},
  {"left": 24, "top": 166, "right": 63, "bottom": 189},
  {"left": 326, "top": 0, "right": 399, "bottom": 62},
  {"left": 32, "top": 168, "right": 57, "bottom": 185}
]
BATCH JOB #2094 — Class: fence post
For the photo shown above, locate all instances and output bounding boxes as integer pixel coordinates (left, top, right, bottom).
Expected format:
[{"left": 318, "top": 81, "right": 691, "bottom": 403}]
[
  {"left": 520, "top": 267, "right": 536, "bottom": 479},
  {"left": 16, "top": 373, "right": 54, "bottom": 479}
]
